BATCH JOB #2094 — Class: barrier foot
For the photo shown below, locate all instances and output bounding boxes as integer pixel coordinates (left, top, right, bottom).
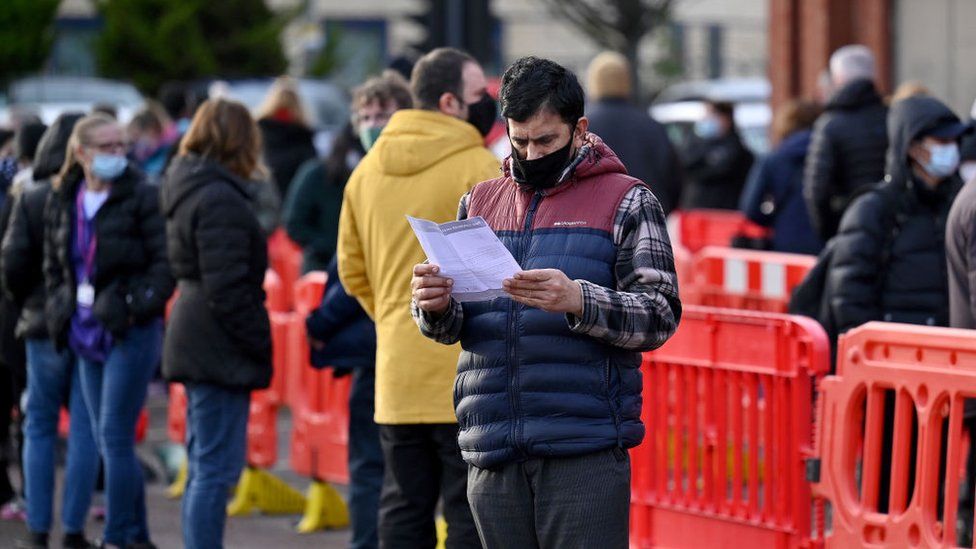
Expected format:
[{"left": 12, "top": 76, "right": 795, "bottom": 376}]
[
  {"left": 295, "top": 480, "right": 350, "bottom": 533},
  {"left": 166, "top": 460, "right": 188, "bottom": 499},
  {"left": 436, "top": 516, "right": 447, "bottom": 549},
  {"left": 227, "top": 467, "right": 307, "bottom": 516}
]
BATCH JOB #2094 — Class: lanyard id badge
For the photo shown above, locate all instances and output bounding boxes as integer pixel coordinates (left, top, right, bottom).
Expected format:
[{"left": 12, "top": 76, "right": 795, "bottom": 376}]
[
  {"left": 75, "top": 187, "right": 98, "bottom": 308},
  {"left": 77, "top": 280, "right": 95, "bottom": 307}
]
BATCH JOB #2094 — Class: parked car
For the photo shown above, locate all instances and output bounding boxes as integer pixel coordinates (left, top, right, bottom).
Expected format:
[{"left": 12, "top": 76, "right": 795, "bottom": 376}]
[
  {"left": 0, "top": 76, "right": 144, "bottom": 127},
  {"left": 205, "top": 78, "right": 349, "bottom": 157},
  {"left": 650, "top": 78, "right": 772, "bottom": 156}
]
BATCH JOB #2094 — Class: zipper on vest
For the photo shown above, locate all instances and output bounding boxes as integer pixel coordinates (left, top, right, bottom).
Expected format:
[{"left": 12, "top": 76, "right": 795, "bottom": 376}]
[{"left": 508, "top": 191, "right": 543, "bottom": 456}]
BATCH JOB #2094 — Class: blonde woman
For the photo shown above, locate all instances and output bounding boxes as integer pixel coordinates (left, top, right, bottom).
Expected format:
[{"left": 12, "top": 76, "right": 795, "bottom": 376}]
[
  {"left": 256, "top": 76, "right": 317, "bottom": 197},
  {"left": 160, "top": 99, "right": 272, "bottom": 549},
  {"left": 43, "top": 113, "right": 173, "bottom": 549}
]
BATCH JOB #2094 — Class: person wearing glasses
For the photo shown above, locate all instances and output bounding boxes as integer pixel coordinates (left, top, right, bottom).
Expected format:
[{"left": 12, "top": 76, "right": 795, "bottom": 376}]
[{"left": 43, "top": 113, "right": 174, "bottom": 549}]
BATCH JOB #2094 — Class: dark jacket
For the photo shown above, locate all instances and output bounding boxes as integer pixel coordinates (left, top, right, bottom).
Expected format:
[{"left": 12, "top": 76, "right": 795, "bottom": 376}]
[
  {"left": 803, "top": 79, "right": 889, "bottom": 241},
  {"left": 680, "top": 129, "right": 754, "bottom": 210},
  {"left": 2, "top": 181, "right": 53, "bottom": 338},
  {"left": 947, "top": 179, "right": 976, "bottom": 329},
  {"left": 282, "top": 159, "right": 346, "bottom": 272},
  {"left": 160, "top": 155, "right": 272, "bottom": 390},
  {"left": 305, "top": 258, "right": 374, "bottom": 370},
  {"left": 828, "top": 96, "right": 963, "bottom": 334},
  {"left": 0, "top": 113, "right": 82, "bottom": 366},
  {"left": 586, "top": 98, "right": 683, "bottom": 215},
  {"left": 456, "top": 137, "right": 651, "bottom": 469},
  {"left": 44, "top": 165, "right": 174, "bottom": 346},
  {"left": 740, "top": 130, "right": 823, "bottom": 255},
  {"left": 258, "top": 118, "right": 317, "bottom": 198}
]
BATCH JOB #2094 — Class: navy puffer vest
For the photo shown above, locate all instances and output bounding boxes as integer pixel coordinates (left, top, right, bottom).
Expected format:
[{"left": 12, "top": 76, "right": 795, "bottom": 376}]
[{"left": 457, "top": 134, "right": 645, "bottom": 469}]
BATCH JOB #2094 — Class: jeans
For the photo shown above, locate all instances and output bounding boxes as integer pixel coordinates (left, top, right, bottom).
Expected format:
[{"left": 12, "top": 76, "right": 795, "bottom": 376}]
[
  {"left": 78, "top": 322, "right": 162, "bottom": 546},
  {"left": 181, "top": 382, "right": 249, "bottom": 549},
  {"left": 348, "top": 368, "right": 383, "bottom": 549},
  {"left": 23, "top": 339, "right": 98, "bottom": 535},
  {"left": 466, "top": 448, "right": 631, "bottom": 549},
  {"left": 377, "top": 423, "right": 480, "bottom": 549}
]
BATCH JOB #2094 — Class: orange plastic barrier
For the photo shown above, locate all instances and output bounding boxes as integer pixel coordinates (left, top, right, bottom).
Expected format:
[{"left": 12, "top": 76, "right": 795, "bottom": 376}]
[
  {"left": 289, "top": 271, "right": 352, "bottom": 483},
  {"left": 290, "top": 370, "right": 351, "bottom": 484},
  {"left": 264, "top": 268, "right": 288, "bottom": 313},
  {"left": 686, "top": 246, "right": 816, "bottom": 313},
  {"left": 676, "top": 209, "right": 770, "bottom": 254},
  {"left": 267, "top": 229, "right": 302, "bottom": 311},
  {"left": 286, "top": 272, "right": 329, "bottom": 409},
  {"left": 813, "top": 322, "right": 976, "bottom": 547},
  {"left": 60, "top": 408, "right": 148, "bottom": 442},
  {"left": 673, "top": 244, "right": 695, "bottom": 304},
  {"left": 167, "top": 383, "right": 187, "bottom": 443},
  {"left": 630, "top": 306, "right": 829, "bottom": 548}
]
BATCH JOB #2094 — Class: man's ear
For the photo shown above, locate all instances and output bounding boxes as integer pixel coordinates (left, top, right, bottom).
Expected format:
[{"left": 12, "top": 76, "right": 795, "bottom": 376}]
[
  {"left": 574, "top": 116, "right": 589, "bottom": 147},
  {"left": 438, "top": 93, "right": 461, "bottom": 117}
]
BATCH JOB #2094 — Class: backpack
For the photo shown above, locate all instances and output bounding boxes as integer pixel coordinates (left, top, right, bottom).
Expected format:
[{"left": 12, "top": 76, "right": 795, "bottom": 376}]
[{"left": 788, "top": 185, "right": 906, "bottom": 368}]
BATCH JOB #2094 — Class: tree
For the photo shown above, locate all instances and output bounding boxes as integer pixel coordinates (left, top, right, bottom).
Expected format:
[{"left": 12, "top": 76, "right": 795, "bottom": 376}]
[
  {"left": 0, "top": 0, "right": 60, "bottom": 85},
  {"left": 95, "top": 0, "right": 292, "bottom": 95},
  {"left": 540, "top": 0, "right": 673, "bottom": 101}
]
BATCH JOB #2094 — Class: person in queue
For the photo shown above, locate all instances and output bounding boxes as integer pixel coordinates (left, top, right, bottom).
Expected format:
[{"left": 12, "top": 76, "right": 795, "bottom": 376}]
[
  {"left": 411, "top": 56, "right": 681, "bottom": 548},
  {"left": 44, "top": 113, "right": 174, "bottom": 548}
]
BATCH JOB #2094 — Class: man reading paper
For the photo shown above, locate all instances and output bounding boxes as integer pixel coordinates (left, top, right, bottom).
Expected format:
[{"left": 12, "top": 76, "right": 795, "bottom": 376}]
[{"left": 410, "top": 56, "right": 682, "bottom": 548}]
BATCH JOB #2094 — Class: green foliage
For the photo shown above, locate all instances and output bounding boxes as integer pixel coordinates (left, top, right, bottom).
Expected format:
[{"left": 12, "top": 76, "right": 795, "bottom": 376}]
[
  {"left": 0, "top": 0, "right": 60, "bottom": 84},
  {"left": 308, "top": 25, "right": 343, "bottom": 79},
  {"left": 95, "top": 0, "right": 291, "bottom": 95}
]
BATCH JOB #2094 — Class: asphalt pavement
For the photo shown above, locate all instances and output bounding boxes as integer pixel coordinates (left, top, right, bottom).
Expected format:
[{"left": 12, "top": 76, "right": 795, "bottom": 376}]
[{"left": 0, "top": 390, "right": 349, "bottom": 548}]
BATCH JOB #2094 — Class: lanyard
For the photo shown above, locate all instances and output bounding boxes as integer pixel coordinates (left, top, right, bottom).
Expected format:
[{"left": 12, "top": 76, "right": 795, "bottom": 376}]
[{"left": 75, "top": 187, "right": 98, "bottom": 282}]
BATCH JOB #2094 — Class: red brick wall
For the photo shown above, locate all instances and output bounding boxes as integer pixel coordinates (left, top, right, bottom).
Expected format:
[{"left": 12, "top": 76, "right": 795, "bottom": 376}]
[{"left": 769, "top": 0, "right": 891, "bottom": 110}]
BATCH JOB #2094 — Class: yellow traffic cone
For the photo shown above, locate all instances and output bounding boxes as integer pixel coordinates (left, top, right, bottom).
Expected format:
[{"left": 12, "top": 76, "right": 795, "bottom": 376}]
[
  {"left": 166, "top": 460, "right": 189, "bottom": 499},
  {"left": 227, "top": 466, "right": 307, "bottom": 516},
  {"left": 436, "top": 516, "right": 447, "bottom": 549},
  {"left": 296, "top": 480, "right": 350, "bottom": 533}
]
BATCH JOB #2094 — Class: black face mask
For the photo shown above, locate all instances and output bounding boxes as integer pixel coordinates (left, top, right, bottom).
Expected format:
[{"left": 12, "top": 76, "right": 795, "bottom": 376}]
[
  {"left": 465, "top": 94, "right": 497, "bottom": 137},
  {"left": 510, "top": 136, "right": 575, "bottom": 190}
]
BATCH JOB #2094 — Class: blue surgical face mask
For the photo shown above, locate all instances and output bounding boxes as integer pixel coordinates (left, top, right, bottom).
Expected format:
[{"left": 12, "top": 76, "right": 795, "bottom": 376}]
[
  {"left": 694, "top": 117, "right": 722, "bottom": 139},
  {"left": 91, "top": 153, "right": 127, "bottom": 181},
  {"left": 922, "top": 142, "right": 960, "bottom": 179}
]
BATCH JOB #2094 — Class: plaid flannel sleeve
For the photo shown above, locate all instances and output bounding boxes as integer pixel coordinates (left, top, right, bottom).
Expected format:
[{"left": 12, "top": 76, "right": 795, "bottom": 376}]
[
  {"left": 411, "top": 192, "right": 470, "bottom": 344},
  {"left": 566, "top": 185, "right": 682, "bottom": 351}
]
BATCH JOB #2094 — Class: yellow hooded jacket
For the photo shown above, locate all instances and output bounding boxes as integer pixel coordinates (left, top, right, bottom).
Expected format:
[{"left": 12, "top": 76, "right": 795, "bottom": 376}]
[{"left": 338, "top": 109, "right": 500, "bottom": 424}]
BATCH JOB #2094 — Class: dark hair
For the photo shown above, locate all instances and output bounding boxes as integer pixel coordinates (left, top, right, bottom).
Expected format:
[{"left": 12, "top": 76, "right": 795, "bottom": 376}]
[
  {"left": 91, "top": 103, "right": 118, "bottom": 119},
  {"left": 500, "top": 56, "right": 585, "bottom": 125},
  {"left": 325, "top": 121, "right": 359, "bottom": 187},
  {"left": 15, "top": 121, "right": 47, "bottom": 163},
  {"left": 159, "top": 81, "right": 191, "bottom": 120},
  {"left": 411, "top": 48, "right": 475, "bottom": 111},
  {"left": 708, "top": 100, "right": 735, "bottom": 121}
]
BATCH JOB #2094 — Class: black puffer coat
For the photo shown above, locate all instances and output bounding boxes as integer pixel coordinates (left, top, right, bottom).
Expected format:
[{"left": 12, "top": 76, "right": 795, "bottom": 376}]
[
  {"left": 160, "top": 155, "right": 271, "bottom": 390},
  {"left": 43, "top": 165, "right": 174, "bottom": 346},
  {"left": 827, "top": 96, "right": 963, "bottom": 334},
  {"left": 258, "top": 118, "right": 317, "bottom": 198},
  {"left": 0, "top": 113, "right": 83, "bottom": 344},
  {"left": 680, "top": 130, "right": 754, "bottom": 210},
  {"left": 2, "top": 181, "right": 53, "bottom": 339},
  {"left": 803, "top": 79, "right": 889, "bottom": 240}
]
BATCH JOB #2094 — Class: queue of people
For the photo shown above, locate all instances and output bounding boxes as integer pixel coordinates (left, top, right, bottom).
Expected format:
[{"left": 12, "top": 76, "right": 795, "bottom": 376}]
[{"left": 1, "top": 36, "right": 976, "bottom": 549}]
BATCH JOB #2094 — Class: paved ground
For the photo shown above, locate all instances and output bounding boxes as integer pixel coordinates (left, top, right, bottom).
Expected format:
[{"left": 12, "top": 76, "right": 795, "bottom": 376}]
[{"left": 0, "top": 391, "right": 349, "bottom": 548}]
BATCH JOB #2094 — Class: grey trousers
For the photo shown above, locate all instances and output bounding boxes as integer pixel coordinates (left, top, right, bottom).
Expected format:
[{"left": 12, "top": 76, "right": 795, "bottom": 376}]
[{"left": 466, "top": 448, "right": 631, "bottom": 549}]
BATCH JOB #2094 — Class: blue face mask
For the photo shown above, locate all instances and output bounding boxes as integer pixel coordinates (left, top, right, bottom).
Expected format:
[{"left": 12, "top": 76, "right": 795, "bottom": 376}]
[
  {"left": 91, "top": 153, "right": 127, "bottom": 181},
  {"left": 922, "top": 142, "right": 960, "bottom": 179},
  {"left": 694, "top": 117, "right": 722, "bottom": 139}
]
